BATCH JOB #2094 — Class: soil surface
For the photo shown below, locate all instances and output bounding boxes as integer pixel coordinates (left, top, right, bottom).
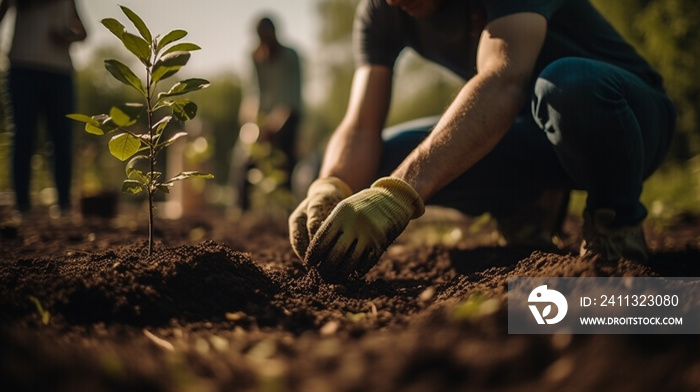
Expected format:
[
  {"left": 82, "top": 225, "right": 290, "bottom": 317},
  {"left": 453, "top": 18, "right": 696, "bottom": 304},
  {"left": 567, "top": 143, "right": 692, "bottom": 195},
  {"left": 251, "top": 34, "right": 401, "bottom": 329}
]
[{"left": 1, "top": 205, "right": 700, "bottom": 392}]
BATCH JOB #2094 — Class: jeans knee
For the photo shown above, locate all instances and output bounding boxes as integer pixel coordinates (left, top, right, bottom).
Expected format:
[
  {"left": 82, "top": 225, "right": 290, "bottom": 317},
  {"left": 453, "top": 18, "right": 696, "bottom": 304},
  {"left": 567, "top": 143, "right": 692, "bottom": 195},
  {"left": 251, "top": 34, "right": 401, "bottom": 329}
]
[
  {"left": 533, "top": 58, "right": 627, "bottom": 140},
  {"left": 535, "top": 58, "right": 615, "bottom": 112},
  {"left": 535, "top": 57, "right": 624, "bottom": 111}
]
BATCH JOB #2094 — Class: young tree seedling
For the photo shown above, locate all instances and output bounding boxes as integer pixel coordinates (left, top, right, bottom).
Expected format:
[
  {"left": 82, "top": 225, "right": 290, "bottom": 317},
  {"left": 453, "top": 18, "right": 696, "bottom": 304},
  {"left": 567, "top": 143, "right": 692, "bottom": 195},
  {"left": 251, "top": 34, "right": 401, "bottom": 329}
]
[
  {"left": 28, "top": 295, "right": 50, "bottom": 326},
  {"left": 69, "top": 6, "right": 212, "bottom": 256}
]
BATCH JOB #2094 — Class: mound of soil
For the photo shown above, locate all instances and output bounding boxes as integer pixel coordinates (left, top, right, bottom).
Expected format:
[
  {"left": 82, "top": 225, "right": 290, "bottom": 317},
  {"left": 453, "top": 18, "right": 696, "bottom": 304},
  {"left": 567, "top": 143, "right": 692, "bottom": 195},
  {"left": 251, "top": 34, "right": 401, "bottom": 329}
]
[{"left": 1, "top": 206, "right": 700, "bottom": 392}]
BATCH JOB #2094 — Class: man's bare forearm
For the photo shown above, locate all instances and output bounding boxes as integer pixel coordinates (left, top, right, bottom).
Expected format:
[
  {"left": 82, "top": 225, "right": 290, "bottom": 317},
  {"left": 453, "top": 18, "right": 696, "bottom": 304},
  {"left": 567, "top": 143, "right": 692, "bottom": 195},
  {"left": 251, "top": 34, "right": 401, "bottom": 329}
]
[
  {"left": 319, "top": 122, "right": 383, "bottom": 192},
  {"left": 318, "top": 65, "right": 392, "bottom": 192},
  {"left": 392, "top": 71, "right": 528, "bottom": 202}
]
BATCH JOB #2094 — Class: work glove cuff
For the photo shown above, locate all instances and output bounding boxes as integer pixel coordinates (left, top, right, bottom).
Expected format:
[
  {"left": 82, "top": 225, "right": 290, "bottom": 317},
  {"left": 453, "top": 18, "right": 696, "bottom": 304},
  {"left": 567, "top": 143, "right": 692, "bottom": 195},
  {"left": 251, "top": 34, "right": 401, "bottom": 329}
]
[
  {"left": 371, "top": 177, "right": 425, "bottom": 219},
  {"left": 308, "top": 176, "right": 353, "bottom": 199}
]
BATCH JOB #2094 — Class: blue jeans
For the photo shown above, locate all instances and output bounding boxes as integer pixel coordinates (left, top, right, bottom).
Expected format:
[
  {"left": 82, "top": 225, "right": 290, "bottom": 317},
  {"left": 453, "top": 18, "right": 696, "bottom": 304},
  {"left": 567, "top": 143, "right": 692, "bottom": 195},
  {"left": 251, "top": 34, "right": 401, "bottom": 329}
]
[
  {"left": 8, "top": 66, "right": 76, "bottom": 212},
  {"left": 379, "top": 57, "right": 676, "bottom": 225}
]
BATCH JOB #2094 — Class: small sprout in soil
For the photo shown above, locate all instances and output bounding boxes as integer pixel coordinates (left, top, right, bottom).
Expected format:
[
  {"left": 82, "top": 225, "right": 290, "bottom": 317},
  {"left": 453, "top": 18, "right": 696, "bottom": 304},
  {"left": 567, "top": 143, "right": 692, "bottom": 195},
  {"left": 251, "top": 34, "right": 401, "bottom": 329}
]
[
  {"left": 28, "top": 295, "right": 50, "bottom": 325},
  {"left": 68, "top": 6, "right": 212, "bottom": 256},
  {"left": 345, "top": 312, "right": 367, "bottom": 323},
  {"left": 453, "top": 292, "right": 500, "bottom": 319}
]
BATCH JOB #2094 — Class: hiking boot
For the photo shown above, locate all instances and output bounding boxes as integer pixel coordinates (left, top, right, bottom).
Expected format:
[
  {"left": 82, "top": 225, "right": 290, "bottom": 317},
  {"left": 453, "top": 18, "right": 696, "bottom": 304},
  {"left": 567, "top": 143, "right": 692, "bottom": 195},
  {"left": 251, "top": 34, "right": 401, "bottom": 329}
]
[
  {"left": 495, "top": 188, "right": 570, "bottom": 250},
  {"left": 579, "top": 209, "right": 649, "bottom": 263}
]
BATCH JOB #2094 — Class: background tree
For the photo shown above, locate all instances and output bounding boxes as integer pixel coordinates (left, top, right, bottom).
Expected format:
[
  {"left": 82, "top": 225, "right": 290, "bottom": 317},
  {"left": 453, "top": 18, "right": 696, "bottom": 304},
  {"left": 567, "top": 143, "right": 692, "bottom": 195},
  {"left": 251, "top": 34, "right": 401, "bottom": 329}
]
[{"left": 591, "top": 0, "right": 700, "bottom": 159}]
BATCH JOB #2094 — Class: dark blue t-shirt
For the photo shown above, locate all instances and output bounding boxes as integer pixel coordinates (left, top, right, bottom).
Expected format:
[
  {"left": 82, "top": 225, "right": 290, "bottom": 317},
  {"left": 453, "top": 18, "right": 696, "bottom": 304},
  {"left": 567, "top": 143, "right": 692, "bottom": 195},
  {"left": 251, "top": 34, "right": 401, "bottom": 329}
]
[{"left": 353, "top": 0, "right": 663, "bottom": 88}]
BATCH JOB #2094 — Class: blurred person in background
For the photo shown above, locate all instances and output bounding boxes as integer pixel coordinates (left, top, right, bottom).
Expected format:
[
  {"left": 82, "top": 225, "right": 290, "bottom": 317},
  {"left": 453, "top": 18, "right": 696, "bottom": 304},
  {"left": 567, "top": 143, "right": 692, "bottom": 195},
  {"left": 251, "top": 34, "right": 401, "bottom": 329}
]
[
  {"left": 289, "top": 0, "right": 676, "bottom": 281},
  {"left": 0, "top": 0, "right": 86, "bottom": 218},
  {"left": 235, "top": 15, "right": 302, "bottom": 211}
]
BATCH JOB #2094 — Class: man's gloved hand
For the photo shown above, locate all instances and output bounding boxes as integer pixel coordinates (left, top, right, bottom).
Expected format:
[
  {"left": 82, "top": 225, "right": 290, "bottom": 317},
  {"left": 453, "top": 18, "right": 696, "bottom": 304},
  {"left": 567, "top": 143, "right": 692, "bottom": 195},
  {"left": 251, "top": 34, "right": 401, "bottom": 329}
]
[
  {"left": 304, "top": 177, "right": 425, "bottom": 282},
  {"left": 289, "top": 177, "right": 353, "bottom": 260}
]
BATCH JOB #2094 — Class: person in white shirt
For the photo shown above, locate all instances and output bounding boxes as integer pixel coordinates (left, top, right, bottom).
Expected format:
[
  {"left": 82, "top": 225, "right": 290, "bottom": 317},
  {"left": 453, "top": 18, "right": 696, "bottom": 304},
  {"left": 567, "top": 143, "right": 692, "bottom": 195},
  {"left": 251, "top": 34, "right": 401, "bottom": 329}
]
[{"left": 0, "top": 0, "right": 86, "bottom": 216}]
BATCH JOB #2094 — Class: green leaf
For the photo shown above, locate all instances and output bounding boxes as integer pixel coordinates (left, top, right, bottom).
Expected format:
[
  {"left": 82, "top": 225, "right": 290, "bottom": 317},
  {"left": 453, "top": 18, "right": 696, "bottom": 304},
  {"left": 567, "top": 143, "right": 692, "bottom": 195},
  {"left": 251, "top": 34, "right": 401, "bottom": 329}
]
[
  {"left": 120, "top": 6, "right": 152, "bottom": 43},
  {"left": 121, "top": 179, "right": 144, "bottom": 195},
  {"left": 104, "top": 59, "right": 146, "bottom": 96},
  {"left": 158, "top": 78, "right": 210, "bottom": 99},
  {"left": 67, "top": 113, "right": 115, "bottom": 135},
  {"left": 156, "top": 184, "right": 173, "bottom": 194},
  {"left": 125, "top": 156, "right": 149, "bottom": 182},
  {"left": 110, "top": 103, "right": 144, "bottom": 127},
  {"left": 151, "top": 51, "right": 190, "bottom": 83},
  {"left": 101, "top": 18, "right": 126, "bottom": 39},
  {"left": 162, "top": 42, "right": 201, "bottom": 56},
  {"left": 152, "top": 116, "right": 172, "bottom": 134},
  {"left": 169, "top": 99, "right": 198, "bottom": 121},
  {"left": 66, "top": 113, "right": 98, "bottom": 124},
  {"left": 67, "top": 113, "right": 103, "bottom": 135},
  {"left": 122, "top": 32, "right": 151, "bottom": 65},
  {"left": 28, "top": 296, "right": 50, "bottom": 325},
  {"left": 164, "top": 171, "right": 214, "bottom": 184},
  {"left": 157, "top": 131, "right": 187, "bottom": 151},
  {"left": 126, "top": 168, "right": 147, "bottom": 184},
  {"left": 156, "top": 29, "right": 187, "bottom": 53},
  {"left": 85, "top": 123, "right": 104, "bottom": 135},
  {"left": 109, "top": 133, "right": 141, "bottom": 161},
  {"left": 93, "top": 114, "right": 119, "bottom": 134}
]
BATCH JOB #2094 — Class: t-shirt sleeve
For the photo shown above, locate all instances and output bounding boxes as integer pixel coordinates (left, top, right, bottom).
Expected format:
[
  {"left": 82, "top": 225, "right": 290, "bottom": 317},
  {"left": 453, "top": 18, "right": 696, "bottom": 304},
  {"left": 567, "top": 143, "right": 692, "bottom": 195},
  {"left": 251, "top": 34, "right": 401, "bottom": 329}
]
[
  {"left": 483, "top": 0, "right": 566, "bottom": 23},
  {"left": 353, "top": 0, "right": 405, "bottom": 68}
]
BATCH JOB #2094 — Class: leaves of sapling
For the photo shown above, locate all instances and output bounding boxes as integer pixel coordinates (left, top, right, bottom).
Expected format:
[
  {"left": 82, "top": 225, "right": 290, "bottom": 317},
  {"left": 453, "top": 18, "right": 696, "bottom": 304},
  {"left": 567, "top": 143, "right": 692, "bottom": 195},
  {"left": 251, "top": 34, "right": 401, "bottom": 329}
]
[
  {"left": 66, "top": 113, "right": 96, "bottom": 124},
  {"left": 164, "top": 171, "right": 214, "bottom": 184},
  {"left": 157, "top": 184, "right": 173, "bottom": 194},
  {"left": 151, "top": 51, "right": 190, "bottom": 83},
  {"left": 121, "top": 180, "right": 144, "bottom": 195},
  {"left": 67, "top": 113, "right": 103, "bottom": 135},
  {"left": 156, "top": 131, "right": 188, "bottom": 152},
  {"left": 122, "top": 32, "right": 151, "bottom": 65},
  {"left": 85, "top": 123, "right": 103, "bottom": 135},
  {"left": 105, "top": 59, "right": 146, "bottom": 96},
  {"left": 110, "top": 103, "right": 145, "bottom": 127},
  {"left": 162, "top": 43, "right": 201, "bottom": 56},
  {"left": 67, "top": 113, "right": 120, "bottom": 135},
  {"left": 159, "top": 78, "right": 210, "bottom": 98},
  {"left": 126, "top": 155, "right": 149, "bottom": 182},
  {"left": 168, "top": 99, "right": 198, "bottom": 121},
  {"left": 75, "top": 5, "right": 212, "bottom": 256},
  {"left": 152, "top": 116, "right": 172, "bottom": 135},
  {"left": 156, "top": 29, "right": 187, "bottom": 53},
  {"left": 109, "top": 133, "right": 141, "bottom": 161},
  {"left": 93, "top": 114, "right": 119, "bottom": 134},
  {"left": 121, "top": 6, "right": 152, "bottom": 43},
  {"left": 101, "top": 18, "right": 126, "bottom": 39}
]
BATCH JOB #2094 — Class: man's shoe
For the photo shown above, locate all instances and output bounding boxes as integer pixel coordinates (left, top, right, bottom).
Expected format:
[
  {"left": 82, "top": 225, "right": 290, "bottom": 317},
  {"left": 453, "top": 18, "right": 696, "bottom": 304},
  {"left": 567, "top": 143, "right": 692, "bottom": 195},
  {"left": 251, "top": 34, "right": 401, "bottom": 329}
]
[
  {"left": 579, "top": 209, "right": 649, "bottom": 263},
  {"left": 495, "top": 188, "right": 569, "bottom": 250}
]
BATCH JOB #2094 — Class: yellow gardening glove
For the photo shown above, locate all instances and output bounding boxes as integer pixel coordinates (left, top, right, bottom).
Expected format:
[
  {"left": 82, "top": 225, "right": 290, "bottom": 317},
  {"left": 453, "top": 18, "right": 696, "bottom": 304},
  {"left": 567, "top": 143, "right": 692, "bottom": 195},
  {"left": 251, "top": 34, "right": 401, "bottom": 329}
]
[
  {"left": 305, "top": 177, "right": 425, "bottom": 282},
  {"left": 289, "top": 177, "right": 353, "bottom": 260}
]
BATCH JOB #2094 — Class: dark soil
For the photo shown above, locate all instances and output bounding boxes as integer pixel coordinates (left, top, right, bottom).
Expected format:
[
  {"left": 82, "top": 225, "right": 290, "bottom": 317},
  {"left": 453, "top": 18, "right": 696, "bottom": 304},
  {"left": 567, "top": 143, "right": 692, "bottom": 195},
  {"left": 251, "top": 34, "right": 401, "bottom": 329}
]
[{"left": 1, "top": 205, "right": 700, "bottom": 392}]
